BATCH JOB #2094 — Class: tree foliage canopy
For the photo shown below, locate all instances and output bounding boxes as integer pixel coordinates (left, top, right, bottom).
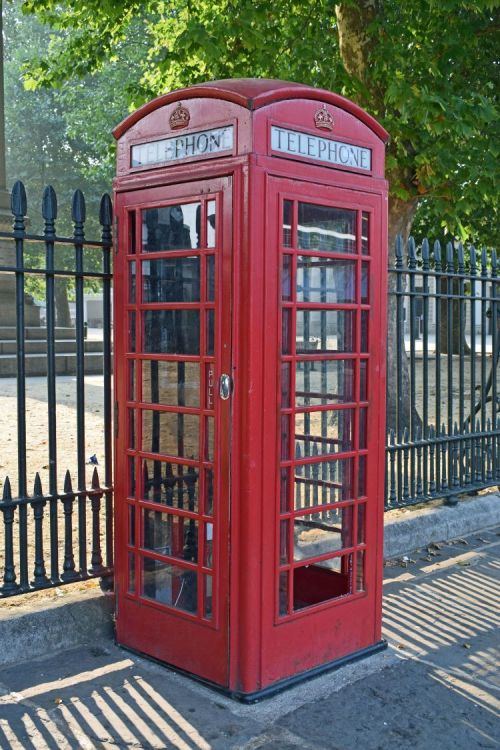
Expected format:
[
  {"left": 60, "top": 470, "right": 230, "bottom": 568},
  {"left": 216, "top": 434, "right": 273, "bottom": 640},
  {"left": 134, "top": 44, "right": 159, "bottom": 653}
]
[{"left": 17, "top": 0, "right": 500, "bottom": 244}]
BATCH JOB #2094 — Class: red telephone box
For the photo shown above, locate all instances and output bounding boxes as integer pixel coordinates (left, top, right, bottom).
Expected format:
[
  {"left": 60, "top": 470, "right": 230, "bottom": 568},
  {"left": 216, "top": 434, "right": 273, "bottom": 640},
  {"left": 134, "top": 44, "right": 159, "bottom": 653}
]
[{"left": 113, "top": 79, "right": 389, "bottom": 700}]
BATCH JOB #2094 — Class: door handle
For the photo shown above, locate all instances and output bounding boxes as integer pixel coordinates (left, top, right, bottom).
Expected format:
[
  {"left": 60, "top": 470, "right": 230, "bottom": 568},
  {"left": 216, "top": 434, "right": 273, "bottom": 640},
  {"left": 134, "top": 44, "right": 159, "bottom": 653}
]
[{"left": 219, "top": 373, "right": 231, "bottom": 400}]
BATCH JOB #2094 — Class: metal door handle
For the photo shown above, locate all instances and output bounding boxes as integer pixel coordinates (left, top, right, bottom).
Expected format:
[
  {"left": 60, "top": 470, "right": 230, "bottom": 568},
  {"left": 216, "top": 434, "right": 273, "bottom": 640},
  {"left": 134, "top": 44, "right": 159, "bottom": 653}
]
[{"left": 219, "top": 373, "right": 231, "bottom": 400}]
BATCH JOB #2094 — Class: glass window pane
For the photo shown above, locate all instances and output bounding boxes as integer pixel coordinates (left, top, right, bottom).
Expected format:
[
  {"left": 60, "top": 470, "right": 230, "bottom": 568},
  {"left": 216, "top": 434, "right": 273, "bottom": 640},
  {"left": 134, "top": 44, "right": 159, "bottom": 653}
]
[
  {"left": 281, "top": 362, "right": 291, "bottom": 407},
  {"left": 142, "top": 203, "right": 201, "bottom": 252},
  {"left": 283, "top": 200, "right": 292, "bottom": 247},
  {"left": 205, "top": 417, "right": 214, "bottom": 461},
  {"left": 143, "top": 310, "right": 199, "bottom": 355},
  {"left": 129, "top": 261, "right": 136, "bottom": 303},
  {"left": 359, "top": 455, "right": 367, "bottom": 496},
  {"left": 204, "top": 468, "right": 214, "bottom": 515},
  {"left": 282, "top": 254, "right": 292, "bottom": 300},
  {"left": 297, "top": 257, "right": 356, "bottom": 303},
  {"left": 128, "top": 553, "right": 136, "bottom": 593},
  {"left": 142, "top": 361, "right": 199, "bottom": 407},
  {"left": 129, "top": 312, "right": 136, "bottom": 352},
  {"left": 280, "top": 468, "right": 290, "bottom": 512},
  {"left": 356, "top": 550, "right": 365, "bottom": 592},
  {"left": 282, "top": 309, "right": 292, "bottom": 354},
  {"left": 279, "top": 571, "right": 289, "bottom": 616},
  {"left": 206, "top": 255, "right": 215, "bottom": 301},
  {"left": 281, "top": 415, "right": 290, "bottom": 460},
  {"left": 361, "top": 262, "right": 369, "bottom": 304},
  {"left": 206, "top": 200, "right": 216, "bottom": 248},
  {"left": 295, "top": 410, "right": 354, "bottom": 457},
  {"left": 293, "top": 554, "right": 352, "bottom": 610},
  {"left": 128, "top": 409, "right": 136, "bottom": 449},
  {"left": 361, "top": 311, "right": 369, "bottom": 353},
  {"left": 294, "top": 506, "right": 353, "bottom": 561},
  {"left": 129, "top": 505, "right": 136, "bottom": 545},
  {"left": 142, "top": 557, "right": 198, "bottom": 614},
  {"left": 357, "top": 504, "right": 366, "bottom": 544},
  {"left": 362, "top": 212, "right": 369, "bottom": 255},
  {"left": 359, "top": 408, "right": 367, "bottom": 449},
  {"left": 128, "top": 360, "right": 136, "bottom": 401},
  {"left": 141, "top": 459, "right": 199, "bottom": 511},
  {"left": 296, "top": 310, "right": 356, "bottom": 353},
  {"left": 206, "top": 309, "right": 214, "bottom": 356},
  {"left": 360, "top": 360, "right": 367, "bottom": 401},
  {"left": 143, "top": 510, "right": 198, "bottom": 563},
  {"left": 204, "top": 574, "right": 213, "bottom": 619},
  {"left": 128, "top": 457, "right": 136, "bottom": 497},
  {"left": 297, "top": 203, "right": 356, "bottom": 253},
  {"left": 128, "top": 211, "right": 136, "bottom": 254},
  {"left": 295, "top": 360, "right": 355, "bottom": 405},
  {"left": 142, "top": 258, "right": 200, "bottom": 303},
  {"left": 142, "top": 410, "right": 199, "bottom": 459},
  {"left": 294, "top": 458, "right": 354, "bottom": 511},
  {"left": 204, "top": 523, "right": 213, "bottom": 568},
  {"left": 280, "top": 520, "right": 289, "bottom": 564}
]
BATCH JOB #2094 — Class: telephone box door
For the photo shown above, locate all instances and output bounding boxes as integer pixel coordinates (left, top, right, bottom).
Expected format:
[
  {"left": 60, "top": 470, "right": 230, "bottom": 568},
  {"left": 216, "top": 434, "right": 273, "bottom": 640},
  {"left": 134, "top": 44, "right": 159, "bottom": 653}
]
[{"left": 114, "top": 177, "right": 232, "bottom": 686}]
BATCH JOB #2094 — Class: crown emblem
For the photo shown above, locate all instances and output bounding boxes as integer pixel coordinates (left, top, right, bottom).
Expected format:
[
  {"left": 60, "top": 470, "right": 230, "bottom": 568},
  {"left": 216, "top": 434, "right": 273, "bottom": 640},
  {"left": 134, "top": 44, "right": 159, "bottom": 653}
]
[
  {"left": 169, "top": 102, "right": 190, "bottom": 130},
  {"left": 314, "top": 105, "right": 333, "bottom": 131}
]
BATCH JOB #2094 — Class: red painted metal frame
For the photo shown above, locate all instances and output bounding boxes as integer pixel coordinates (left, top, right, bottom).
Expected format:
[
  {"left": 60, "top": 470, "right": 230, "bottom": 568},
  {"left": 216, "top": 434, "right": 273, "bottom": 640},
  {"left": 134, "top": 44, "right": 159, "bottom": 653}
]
[
  {"left": 114, "top": 177, "right": 233, "bottom": 686},
  {"left": 113, "top": 79, "right": 388, "bottom": 697}
]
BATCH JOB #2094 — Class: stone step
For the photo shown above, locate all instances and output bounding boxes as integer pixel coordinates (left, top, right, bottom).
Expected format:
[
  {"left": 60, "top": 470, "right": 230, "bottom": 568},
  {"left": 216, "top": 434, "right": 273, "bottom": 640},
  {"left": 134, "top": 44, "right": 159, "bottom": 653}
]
[
  {"left": 0, "top": 326, "right": 76, "bottom": 341},
  {"left": 0, "top": 352, "right": 106, "bottom": 377},
  {"left": 0, "top": 339, "right": 104, "bottom": 355}
]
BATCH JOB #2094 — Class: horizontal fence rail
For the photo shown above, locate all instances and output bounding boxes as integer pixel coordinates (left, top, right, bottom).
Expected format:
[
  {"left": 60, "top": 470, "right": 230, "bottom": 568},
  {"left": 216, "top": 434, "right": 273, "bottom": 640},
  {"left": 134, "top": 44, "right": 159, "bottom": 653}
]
[
  {"left": 0, "top": 181, "right": 113, "bottom": 596},
  {"left": 386, "top": 236, "right": 500, "bottom": 509}
]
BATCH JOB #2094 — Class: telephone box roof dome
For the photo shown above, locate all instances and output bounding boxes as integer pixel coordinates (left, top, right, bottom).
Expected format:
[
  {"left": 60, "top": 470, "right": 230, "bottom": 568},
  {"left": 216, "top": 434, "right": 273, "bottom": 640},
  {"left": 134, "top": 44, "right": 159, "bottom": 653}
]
[{"left": 113, "top": 78, "right": 389, "bottom": 143}]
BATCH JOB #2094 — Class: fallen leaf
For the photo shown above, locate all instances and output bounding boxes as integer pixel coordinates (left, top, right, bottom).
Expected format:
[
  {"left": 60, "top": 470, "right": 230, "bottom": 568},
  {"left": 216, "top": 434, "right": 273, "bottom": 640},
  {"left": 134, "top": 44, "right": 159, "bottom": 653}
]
[
  {"left": 54, "top": 697, "right": 63, "bottom": 705},
  {"left": 457, "top": 560, "right": 471, "bottom": 567},
  {"left": 428, "top": 542, "right": 444, "bottom": 550},
  {"left": 463, "top": 643, "right": 472, "bottom": 649}
]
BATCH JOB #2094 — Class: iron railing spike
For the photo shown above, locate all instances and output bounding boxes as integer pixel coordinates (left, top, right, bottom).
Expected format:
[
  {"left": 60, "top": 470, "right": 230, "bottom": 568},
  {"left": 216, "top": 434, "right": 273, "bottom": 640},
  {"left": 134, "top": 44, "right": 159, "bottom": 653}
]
[
  {"left": 421, "top": 237, "right": 430, "bottom": 263},
  {"left": 91, "top": 467, "right": 100, "bottom": 488},
  {"left": 457, "top": 242, "right": 465, "bottom": 269},
  {"left": 481, "top": 246, "right": 488, "bottom": 270},
  {"left": 469, "top": 244, "right": 477, "bottom": 270},
  {"left": 2, "top": 476, "right": 12, "bottom": 501},
  {"left": 492, "top": 248, "right": 497, "bottom": 273},
  {"left": 10, "top": 180, "right": 27, "bottom": 218},
  {"left": 99, "top": 193, "right": 113, "bottom": 227},
  {"left": 446, "top": 240, "right": 454, "bottom": 269},
  {"left": 63, "top": 470, "right": 73, "bottom": 494},
  {"left": 71, "top": 189, "right": 86, "bottom": 225},
  {"left": 395, "top": 234, "right": 403, "bottom": 262},
  {"left": 433, "top": 239, "right": 441, "bottom": 266},
  {"left": 42, "top": 185, "right": 58, "bottom": 222},
  {"left": 33, "top": 472, "right": 43, "bottom": 497}
]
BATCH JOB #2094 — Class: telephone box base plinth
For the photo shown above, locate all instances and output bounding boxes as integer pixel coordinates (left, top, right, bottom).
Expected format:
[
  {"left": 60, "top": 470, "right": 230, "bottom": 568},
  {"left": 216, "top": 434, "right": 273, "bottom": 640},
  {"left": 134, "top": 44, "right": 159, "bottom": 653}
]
[{"left": 117, "top": 640, "right": 388, "bottom": 704}]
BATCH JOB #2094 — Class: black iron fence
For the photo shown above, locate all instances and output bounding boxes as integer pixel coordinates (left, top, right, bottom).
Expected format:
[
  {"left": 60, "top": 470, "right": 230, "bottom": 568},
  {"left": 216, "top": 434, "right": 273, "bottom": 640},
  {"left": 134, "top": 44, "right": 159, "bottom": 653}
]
[
  {"left": 386, "top": 236, "right": 500, "bottom": 509},
  {"left": 0, "top": 181, "right": 113, "bottom": 596}
]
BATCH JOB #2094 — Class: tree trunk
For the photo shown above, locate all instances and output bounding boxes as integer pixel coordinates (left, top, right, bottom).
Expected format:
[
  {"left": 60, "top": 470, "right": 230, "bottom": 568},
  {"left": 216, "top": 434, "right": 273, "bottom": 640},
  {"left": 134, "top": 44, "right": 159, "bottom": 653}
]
[
  {"left": 55, "top": 278, "right": 72, "bottom": 328},
  {"left": 335, "top": 2, "right": 421, "bottom": 435},
  {"left": 438, "top": 277, "right": 471, "bottom": 355}
]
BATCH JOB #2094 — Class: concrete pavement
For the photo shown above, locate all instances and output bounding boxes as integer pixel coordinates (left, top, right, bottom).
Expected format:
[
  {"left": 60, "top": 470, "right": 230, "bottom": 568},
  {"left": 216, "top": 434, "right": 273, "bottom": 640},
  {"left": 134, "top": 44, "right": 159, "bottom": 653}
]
[{"left": 0, "top": 526, "right": 498, "bottom": 749}]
